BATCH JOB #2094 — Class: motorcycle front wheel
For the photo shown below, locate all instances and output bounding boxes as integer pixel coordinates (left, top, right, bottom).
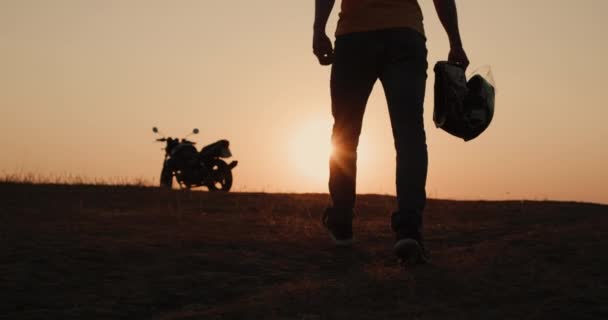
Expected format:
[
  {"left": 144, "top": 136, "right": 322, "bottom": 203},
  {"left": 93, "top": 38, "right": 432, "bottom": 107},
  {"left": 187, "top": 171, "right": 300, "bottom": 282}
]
[
  {"left": 206, "top": 159, "right": 233, "bottom": 192},
  {"left": 160, "top": 164, "right": 173, "bottom": 189}
]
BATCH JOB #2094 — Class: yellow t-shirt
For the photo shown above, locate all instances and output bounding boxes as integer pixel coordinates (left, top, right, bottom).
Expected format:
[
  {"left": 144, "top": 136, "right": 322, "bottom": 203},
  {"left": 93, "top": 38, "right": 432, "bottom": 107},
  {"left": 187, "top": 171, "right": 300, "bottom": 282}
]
[{"left": 336, "top": 0, "right": 425, "bottom": 36}]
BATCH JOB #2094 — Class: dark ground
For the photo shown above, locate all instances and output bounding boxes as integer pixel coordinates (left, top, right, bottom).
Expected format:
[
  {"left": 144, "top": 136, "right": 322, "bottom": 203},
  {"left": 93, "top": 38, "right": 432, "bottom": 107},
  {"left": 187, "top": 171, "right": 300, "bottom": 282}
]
[{"left": 1, "top": 183, "right": 607, "bottom": 319}]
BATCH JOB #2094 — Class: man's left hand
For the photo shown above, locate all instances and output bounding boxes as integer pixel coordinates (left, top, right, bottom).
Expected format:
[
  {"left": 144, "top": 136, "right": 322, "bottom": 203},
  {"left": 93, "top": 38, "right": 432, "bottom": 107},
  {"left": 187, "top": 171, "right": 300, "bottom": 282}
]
[{"left": 313, "top": 31, "right": 334, "bottom": 66}]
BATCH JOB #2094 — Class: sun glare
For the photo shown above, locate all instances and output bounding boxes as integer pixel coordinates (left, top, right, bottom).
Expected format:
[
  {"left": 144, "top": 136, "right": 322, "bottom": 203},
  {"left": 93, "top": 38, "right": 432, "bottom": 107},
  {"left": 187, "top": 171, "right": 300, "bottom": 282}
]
[{"left": 289, "top": 118, "right": 333, "bottom": 185}]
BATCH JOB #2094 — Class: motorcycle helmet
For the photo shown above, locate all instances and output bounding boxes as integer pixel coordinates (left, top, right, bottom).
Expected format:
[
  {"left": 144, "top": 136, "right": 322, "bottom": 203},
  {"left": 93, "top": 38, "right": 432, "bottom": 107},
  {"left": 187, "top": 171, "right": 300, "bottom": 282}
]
[{"left": 433, "top": 61, "right": 496, "bottom": 141}]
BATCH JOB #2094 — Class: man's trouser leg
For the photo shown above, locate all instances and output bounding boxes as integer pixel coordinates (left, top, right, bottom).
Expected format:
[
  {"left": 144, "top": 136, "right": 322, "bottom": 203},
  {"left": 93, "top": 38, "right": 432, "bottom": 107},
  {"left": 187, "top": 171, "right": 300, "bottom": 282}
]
[
  {"left": 378, "top": 28, "right": 428, "bottom": 236},
  {"left": 329, "top": 33, "right": 379, "bottom": 211}
]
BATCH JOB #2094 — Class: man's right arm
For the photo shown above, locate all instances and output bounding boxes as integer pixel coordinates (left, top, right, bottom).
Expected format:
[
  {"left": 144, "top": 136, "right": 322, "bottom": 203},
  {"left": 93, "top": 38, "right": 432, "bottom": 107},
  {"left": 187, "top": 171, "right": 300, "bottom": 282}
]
[
  {"left": 433, "top": 0, "right": 469, "bottom": 69},
  {"left": 313, "top": 0, "right": 335, "bottom": 66}
]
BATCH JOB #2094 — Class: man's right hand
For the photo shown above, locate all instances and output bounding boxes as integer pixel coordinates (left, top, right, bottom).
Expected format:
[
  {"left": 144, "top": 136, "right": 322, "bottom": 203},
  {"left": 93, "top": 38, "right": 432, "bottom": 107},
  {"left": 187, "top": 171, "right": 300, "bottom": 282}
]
[
  {"left": 448, "top": 45, "right": 470, "bottom": 70},
  {"left": 433, "top": 0, "right": 469, "bottom": 70},
  {"left": 313, "top": 31, "right": 334, "bottom": 66}
]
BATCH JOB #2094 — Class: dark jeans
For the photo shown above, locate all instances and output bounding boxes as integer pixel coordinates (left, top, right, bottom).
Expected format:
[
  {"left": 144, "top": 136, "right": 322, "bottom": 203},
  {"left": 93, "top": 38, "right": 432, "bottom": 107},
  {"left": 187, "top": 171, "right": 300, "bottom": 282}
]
[{"left": 329, "top": 27, "right": 428, "bottom": 231}]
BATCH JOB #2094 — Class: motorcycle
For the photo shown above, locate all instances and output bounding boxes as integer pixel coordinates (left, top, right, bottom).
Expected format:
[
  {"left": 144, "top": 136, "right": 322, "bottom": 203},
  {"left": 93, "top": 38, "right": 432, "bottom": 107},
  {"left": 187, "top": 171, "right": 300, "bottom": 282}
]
[{"left": 153, "top": 127, "right": 238, "bottom": 191}]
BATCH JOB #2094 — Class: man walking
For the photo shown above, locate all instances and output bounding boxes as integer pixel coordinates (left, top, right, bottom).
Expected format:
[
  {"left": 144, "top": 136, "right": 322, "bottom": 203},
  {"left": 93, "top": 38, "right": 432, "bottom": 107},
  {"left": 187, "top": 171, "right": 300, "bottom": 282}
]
[{"left": 313, "top": 0, "right": 469, "bottom": 264}]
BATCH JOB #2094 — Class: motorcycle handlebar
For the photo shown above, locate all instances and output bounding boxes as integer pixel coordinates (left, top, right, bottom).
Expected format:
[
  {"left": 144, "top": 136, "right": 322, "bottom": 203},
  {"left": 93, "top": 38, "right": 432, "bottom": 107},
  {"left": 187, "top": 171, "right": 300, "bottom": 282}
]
[
  {"left": 155, "top": 138, "right": 196, "bottom": 145},
  {"left": 181, "top": 139, "right": 196, "bottom": 145}
]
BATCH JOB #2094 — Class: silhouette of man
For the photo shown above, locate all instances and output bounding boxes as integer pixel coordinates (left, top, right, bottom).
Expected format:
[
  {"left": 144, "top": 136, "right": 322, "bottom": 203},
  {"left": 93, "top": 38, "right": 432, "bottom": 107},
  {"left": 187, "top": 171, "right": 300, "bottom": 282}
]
[{"left": 314, "top": 0, "right": 469, "bottom": 264}]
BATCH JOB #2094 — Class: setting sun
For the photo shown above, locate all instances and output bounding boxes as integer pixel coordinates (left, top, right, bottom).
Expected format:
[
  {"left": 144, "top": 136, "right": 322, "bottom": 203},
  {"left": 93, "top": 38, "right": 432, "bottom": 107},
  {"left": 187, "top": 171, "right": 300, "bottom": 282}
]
[{"left": 289, "top": 118, "right": 333, "bottom": 185}]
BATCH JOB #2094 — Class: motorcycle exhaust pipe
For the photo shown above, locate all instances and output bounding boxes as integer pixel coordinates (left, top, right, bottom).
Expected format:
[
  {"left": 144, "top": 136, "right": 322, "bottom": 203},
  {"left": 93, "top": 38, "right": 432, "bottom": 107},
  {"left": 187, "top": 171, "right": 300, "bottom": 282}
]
[{"left": 228, "top": 161, "right": 238, "bottom": 169}]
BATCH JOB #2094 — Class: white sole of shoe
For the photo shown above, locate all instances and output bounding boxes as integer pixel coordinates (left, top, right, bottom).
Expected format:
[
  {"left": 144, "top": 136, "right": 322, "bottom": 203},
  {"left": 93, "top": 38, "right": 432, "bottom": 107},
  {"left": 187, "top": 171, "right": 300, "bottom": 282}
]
[{"left": 326, "top": 228, "right": 354, "bottom": 247}]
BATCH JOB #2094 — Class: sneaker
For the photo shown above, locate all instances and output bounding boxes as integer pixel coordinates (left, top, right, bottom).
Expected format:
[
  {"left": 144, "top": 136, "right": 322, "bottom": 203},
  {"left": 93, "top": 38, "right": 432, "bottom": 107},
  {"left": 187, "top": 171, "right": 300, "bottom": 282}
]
[
  {"left": 391, "top": 212, "right": 428, "bottom": 265},
  {"left": 393, "top": 236, "right": 428, "bottom": 265},
  {"left": 322, "top": 208, "right": 354, "bottom": 247}
]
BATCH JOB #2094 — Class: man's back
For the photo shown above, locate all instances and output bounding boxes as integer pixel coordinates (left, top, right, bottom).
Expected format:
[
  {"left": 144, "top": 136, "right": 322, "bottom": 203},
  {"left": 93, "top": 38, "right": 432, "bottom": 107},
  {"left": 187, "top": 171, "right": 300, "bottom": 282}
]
[{"left": 336, "top": 0, "right": 425, "bottom": 36}]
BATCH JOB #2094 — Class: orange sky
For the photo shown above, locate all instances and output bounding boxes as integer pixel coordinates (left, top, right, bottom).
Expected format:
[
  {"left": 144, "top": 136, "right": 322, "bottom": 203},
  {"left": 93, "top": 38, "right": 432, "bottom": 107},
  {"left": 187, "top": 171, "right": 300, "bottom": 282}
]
[{"left": 1, "top": 0, "right": 607, "bottom": 204}]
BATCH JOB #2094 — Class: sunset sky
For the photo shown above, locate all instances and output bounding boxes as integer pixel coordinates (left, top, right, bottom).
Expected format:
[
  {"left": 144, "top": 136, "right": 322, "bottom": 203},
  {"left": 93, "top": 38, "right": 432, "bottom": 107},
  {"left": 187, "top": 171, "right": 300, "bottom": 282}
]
[{"left": 1, "top": 0, "right": 607, "bottom": 204}]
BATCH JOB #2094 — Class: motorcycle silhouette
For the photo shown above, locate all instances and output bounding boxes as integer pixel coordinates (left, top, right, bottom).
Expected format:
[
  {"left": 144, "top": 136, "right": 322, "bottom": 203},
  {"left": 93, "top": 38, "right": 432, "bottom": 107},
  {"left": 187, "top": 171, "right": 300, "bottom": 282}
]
[{"left": 153, "top": 127, "right": 238, "bottom": 191}]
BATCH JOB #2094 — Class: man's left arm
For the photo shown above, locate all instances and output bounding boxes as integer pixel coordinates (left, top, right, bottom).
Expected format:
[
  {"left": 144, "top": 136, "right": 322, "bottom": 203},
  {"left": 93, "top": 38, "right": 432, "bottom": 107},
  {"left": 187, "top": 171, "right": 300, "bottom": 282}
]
[{"left": 313, "top": 0, "right": 335, "bottom": 66}]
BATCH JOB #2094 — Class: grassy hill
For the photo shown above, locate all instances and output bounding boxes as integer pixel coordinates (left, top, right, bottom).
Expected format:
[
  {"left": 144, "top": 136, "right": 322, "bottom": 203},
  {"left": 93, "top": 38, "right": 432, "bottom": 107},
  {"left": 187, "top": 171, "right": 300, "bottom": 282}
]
[{"left": 1, "top": 183, "right": 607, "bottom": 319}]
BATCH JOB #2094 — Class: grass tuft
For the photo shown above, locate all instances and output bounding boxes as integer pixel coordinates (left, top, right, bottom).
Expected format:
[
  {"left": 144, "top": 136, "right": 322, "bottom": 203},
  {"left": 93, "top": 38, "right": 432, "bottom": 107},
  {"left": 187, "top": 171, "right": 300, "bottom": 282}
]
[{"left": 0, "top": 171, "right": 154, "bottom": 187}]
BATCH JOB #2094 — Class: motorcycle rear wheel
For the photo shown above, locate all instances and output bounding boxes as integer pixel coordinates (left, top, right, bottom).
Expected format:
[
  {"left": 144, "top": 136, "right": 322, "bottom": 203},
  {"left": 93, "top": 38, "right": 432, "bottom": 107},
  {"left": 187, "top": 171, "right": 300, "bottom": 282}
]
[{"left": 206, "top": 159, "right": 233, "bottom": 192}]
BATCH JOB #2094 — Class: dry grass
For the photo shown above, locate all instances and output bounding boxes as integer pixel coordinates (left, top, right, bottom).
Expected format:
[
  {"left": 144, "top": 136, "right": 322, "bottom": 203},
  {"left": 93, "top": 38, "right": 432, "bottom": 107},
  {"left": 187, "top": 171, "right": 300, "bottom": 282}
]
[
  {"left": 1, "top": 182, "right": 607, "bottom": 319},
  {"left": 0, "top": 171, "right": 154, "bottom": 187}
]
